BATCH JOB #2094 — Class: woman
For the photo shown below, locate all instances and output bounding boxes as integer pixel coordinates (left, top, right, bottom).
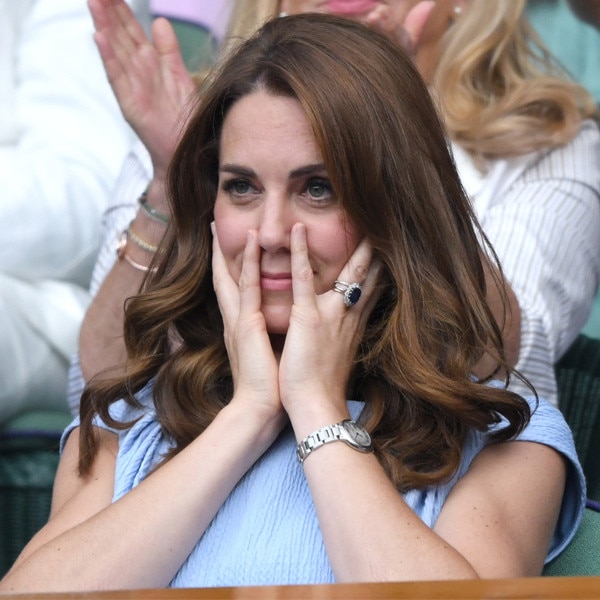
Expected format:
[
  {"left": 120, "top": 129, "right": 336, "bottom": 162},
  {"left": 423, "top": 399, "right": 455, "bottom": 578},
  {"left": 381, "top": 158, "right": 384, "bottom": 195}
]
[
  {"left": 68, "top": 0, "right": 600, "bottom": 412},
  {"left": 1, "top": 14, "right": 582, "bottom": 592}
]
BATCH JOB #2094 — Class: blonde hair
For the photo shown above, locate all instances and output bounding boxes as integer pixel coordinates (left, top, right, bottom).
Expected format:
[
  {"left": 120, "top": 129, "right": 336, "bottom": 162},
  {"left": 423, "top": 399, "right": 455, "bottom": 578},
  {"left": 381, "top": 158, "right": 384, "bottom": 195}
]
[{"left": 434, "top": 0, "right": 597, "bottom": 162}]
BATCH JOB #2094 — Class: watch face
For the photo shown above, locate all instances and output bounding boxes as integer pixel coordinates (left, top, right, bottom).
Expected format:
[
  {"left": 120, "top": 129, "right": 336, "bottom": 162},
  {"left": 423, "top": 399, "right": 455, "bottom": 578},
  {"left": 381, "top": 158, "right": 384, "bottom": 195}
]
[{"left": 343, "top": 420, "right": 372, "bottom": 448}]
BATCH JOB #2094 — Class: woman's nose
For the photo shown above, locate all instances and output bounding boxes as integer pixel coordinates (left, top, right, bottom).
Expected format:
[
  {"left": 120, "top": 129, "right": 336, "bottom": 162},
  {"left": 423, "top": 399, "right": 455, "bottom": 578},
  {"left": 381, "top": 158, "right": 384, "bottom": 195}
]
[{"left": 257, "top": 193, "right": 294, "bottom": 252}]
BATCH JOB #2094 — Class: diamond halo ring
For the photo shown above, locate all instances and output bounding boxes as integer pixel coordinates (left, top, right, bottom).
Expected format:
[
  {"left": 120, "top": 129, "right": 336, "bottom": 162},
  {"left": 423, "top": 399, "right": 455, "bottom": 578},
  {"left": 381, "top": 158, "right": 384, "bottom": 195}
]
[{"left": 333, "top": 280, "right": 362, "bottom": 307}]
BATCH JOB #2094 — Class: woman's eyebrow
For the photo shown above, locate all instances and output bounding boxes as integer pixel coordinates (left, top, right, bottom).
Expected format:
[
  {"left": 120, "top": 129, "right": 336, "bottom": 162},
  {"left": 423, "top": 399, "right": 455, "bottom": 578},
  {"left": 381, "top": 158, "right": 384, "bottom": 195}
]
[
  {"left": 289, "top": 163, "right": 327, "bottom": 179},
  {"left": 219, "top": 164, "right": 256, "bottom": 177},
  {"left": 219, "top": 163, "right": 327, "bottom": 179}
]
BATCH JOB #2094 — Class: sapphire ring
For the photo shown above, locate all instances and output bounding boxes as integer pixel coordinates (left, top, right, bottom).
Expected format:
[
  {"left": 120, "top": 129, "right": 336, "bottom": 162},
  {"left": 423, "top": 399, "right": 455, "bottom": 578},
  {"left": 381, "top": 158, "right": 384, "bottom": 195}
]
[{"left": 333, "top": 280, "right": 362, "bottom": 307}]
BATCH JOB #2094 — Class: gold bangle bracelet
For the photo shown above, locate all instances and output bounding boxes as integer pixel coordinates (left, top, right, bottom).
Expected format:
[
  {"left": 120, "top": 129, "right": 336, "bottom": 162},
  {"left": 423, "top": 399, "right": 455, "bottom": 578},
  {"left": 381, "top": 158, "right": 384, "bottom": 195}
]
[
  {"left": 127, "top": 220, "right": 159, "bottom": 253},
  {"left": 116, "top": 230, "right": 157, "bottom": 273},
  {"left": 121, "top": 251, "right": 157, "bottom": 273}
]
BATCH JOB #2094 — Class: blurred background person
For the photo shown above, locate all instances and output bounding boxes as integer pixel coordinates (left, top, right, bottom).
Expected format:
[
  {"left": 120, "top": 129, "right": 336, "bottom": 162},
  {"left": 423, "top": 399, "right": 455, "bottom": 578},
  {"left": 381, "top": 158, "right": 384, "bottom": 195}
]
[{"left": 0, "top": 0, "right": 148, "bottom": 423}]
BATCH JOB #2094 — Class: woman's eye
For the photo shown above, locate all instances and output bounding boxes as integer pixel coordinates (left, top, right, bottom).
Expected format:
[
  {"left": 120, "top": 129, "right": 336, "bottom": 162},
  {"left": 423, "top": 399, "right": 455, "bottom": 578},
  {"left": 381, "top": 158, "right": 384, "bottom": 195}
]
[
  {"left": 305, "top": 178, "right": 333, "bottom": 201},
  {"left": 223, "top": 179, "right": 254, "bottom": 196}
]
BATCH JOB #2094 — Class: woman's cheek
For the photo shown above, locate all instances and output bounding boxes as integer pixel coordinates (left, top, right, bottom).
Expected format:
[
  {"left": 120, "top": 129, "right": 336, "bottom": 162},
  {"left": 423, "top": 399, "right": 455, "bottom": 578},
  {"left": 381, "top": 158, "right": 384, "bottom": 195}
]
[
  {"left": 306, "top": 222, "right": 361, "bottom": 293},
  {"left": 214, "top": 211, "right": 246, "bottom": 281}
]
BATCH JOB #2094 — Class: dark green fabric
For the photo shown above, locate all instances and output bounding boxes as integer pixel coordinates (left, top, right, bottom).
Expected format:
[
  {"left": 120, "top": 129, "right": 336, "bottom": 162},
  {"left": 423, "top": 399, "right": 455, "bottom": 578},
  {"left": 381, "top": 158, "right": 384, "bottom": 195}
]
[
  {"left": 555, "top": 334, "right": 600, "bottom": 501},
  {"left": 0, "top": 435, "right": 60, "bottom": 578},
  {"left": 168, "top": 19, "right": 217, "bottom": 73},
  {"left": 542, "top": 507, "right": 600, "bottom": 576}
]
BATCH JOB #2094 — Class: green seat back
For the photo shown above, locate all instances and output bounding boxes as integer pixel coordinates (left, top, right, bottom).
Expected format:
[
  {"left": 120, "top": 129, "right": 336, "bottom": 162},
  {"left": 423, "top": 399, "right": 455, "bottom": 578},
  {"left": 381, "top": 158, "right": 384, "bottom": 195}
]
[
  {"left": 555, "top": 334, "right": 600, "bottom": 501},
  {"left": 168, "top": 19, "right": 218, "bottom": 73},
  {"left": 543, "top": 507, "right": 600, "bottom": 576},
  {"left": 0, "top": 435, "right": 60, "bottom": 577}
]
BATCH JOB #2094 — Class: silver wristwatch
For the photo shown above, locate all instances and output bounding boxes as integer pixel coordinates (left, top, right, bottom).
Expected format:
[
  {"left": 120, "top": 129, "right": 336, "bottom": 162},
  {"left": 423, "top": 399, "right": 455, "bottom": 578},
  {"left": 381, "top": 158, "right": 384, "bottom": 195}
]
[{"left": 296, "top": 419, "right": 372, "bottom": 464}]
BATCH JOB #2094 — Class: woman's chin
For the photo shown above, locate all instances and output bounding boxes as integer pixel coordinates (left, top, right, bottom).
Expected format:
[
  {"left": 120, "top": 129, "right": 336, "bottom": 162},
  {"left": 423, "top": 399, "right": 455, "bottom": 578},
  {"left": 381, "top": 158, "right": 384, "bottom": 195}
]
[{"left": 263, "top": 306, "right": 291, "bottom": 336}]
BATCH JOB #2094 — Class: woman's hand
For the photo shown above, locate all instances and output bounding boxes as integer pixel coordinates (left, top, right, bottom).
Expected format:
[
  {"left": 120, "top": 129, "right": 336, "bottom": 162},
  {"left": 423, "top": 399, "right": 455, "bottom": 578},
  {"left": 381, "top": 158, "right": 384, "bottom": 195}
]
[
  {"left": 363, "top": 0, "right": 435, "bottom": 57},
  {"left": 88, "top": 0, "right": 196, "bottom": 182},
  {"left": 279, "top": 224, "right": 380, "bottom": 432},
  {"left": 211, "top": 226, "right": 283, "bottom": 423}
]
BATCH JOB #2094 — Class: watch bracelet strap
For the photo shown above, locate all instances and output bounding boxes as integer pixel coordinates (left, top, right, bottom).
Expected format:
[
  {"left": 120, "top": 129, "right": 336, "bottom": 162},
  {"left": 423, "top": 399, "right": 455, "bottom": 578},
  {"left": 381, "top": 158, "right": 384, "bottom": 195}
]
[{"left": 296, "top": 422, "right": 347, "bottom": 464}]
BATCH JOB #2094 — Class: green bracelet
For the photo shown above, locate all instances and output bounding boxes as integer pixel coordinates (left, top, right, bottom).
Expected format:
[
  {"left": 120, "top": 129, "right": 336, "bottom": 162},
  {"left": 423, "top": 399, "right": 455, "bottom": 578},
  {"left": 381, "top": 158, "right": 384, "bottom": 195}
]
[{"left": 138, "top": 188, "right": 169, "bottom": 224}]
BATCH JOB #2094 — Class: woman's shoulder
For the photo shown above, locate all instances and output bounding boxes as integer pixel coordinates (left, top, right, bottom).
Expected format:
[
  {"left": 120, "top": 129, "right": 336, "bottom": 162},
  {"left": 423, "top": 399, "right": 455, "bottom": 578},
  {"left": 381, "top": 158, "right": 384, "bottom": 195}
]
[
  {"left": 524, "top": 119, "right": 600, "bottom": 181},
  {"left": 60, "top": 380, "right": 157, "bottom": 452},
  {"left": 456, "top": 119, "right": 600, "bottom": 217}
]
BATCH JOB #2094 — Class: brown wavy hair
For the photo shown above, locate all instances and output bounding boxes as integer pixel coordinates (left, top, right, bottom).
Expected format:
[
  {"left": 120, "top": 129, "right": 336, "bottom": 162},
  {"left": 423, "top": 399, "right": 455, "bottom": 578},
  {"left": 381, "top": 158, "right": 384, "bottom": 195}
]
[{"left": 79, "top": 13, "right": 531, "bottom": 490}]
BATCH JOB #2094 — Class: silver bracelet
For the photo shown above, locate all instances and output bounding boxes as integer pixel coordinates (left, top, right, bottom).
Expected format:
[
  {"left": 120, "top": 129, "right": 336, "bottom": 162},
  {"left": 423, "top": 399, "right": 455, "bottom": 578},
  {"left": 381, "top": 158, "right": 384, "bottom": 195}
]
[{"left": 296, "top": 420, "right": 372, "bottom": 463}]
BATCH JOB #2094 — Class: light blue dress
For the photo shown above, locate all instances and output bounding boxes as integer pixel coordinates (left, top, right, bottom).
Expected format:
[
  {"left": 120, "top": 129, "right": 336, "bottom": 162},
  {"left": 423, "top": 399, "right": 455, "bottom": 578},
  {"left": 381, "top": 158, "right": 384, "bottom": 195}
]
[{"left": 62, "top": 383, "right": 585, "bottom": 587}]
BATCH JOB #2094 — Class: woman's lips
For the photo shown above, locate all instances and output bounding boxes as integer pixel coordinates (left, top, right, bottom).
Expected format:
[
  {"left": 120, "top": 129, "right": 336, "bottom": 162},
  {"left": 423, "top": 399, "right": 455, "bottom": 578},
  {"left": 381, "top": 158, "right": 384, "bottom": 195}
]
[
  {"left": 261, "top": 273, "right": 293, "bottom": 292},
  {"left": 324, "top": 0, "right": 380, "bottom": 16}
]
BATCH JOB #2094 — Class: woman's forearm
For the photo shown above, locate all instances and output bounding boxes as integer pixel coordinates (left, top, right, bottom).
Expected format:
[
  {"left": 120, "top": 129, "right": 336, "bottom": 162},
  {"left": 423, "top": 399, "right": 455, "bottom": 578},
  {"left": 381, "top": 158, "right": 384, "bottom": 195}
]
[
  {"left": 79, "top": 179, "right": 169, "bottom": 382},
  {"left": 0, "top": 404, "right": 283, "bottom": 593}
]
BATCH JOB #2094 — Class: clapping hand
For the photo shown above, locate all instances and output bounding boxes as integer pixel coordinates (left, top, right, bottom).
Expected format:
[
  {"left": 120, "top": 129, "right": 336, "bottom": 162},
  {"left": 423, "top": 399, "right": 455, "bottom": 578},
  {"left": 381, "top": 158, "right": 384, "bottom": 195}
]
[
  {"left": 88, "top": 0, "right": 196, "bottom": 182},
  {"left": 363, "top": 0, "right": 436, "bottom": 57}
]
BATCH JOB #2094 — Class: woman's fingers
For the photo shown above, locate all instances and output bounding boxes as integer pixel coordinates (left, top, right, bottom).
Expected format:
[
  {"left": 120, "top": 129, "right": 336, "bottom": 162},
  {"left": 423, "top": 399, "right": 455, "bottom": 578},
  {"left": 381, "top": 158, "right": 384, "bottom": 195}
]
[
  {"left": 89, "top": 0, "right": 139, "bottom": 60},
  {"left": 237, "top": 230, "right": 263, "bottom": 319},
  {"left": 152, "top": 18, "right": 197, "bottom": 122},
  {"left": 329, "top": 237, "right": 380, "bottom": 322},
  {"left": 90, "top": 0, "right": 192, "bottom": 172},
  {"left": 289, "top": 224, "right": 380, "bottom": 321},
  {"left": 212, "top": 227, "right": 265, "bottom": 328},
  {"left": 211, "top": 223, "right": 240, "bottom": 326},
  {"left": 89, "top": 0, "right": 148, "bottom": 92},
  {"left": 289, "top": 223, "right": 317, "bottom": 310},
  {"left": 113, "top": 0, "right": 148, "bottom": 48},
  {"left": 338, "top": 239, "right": 381, "bottom": 322},
  {"left": 404, "top": 1, "right": 436, "bottom": 50},
  {"left": 363, "top": 0, "right": 435, "bottom": 56}
]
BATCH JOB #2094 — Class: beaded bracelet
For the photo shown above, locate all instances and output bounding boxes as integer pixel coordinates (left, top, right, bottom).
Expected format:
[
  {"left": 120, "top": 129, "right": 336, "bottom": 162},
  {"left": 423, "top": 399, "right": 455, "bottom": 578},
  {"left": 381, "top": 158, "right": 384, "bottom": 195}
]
[
  {"left": 127, "top": 220, "right": 159, "bottom": 253},
  {"left": 116, "top": 231, "right": 157, "bottom": 273},
  {"left": 138, "top": 188, "right": 169, "bottom": 224}
]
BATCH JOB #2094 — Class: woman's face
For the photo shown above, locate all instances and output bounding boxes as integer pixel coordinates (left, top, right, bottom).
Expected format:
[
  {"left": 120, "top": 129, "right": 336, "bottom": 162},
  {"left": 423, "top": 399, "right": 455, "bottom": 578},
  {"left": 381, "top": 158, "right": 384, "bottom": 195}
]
[{"left": 213, "top": 89, "right": 361, "bottom": 335}]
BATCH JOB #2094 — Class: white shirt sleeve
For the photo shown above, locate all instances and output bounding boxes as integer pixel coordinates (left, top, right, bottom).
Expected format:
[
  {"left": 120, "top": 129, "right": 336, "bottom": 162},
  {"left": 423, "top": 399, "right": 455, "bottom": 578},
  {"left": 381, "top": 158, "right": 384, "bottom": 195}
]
[
  {"left": 67, "top": 140, "right": 152, "bottom": 414},
  {"left": 0, "top": 0, "right": 142, "bottom": 286},
  {"left": 89, "top": 139, "right": 153, "bottom": 296}
]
